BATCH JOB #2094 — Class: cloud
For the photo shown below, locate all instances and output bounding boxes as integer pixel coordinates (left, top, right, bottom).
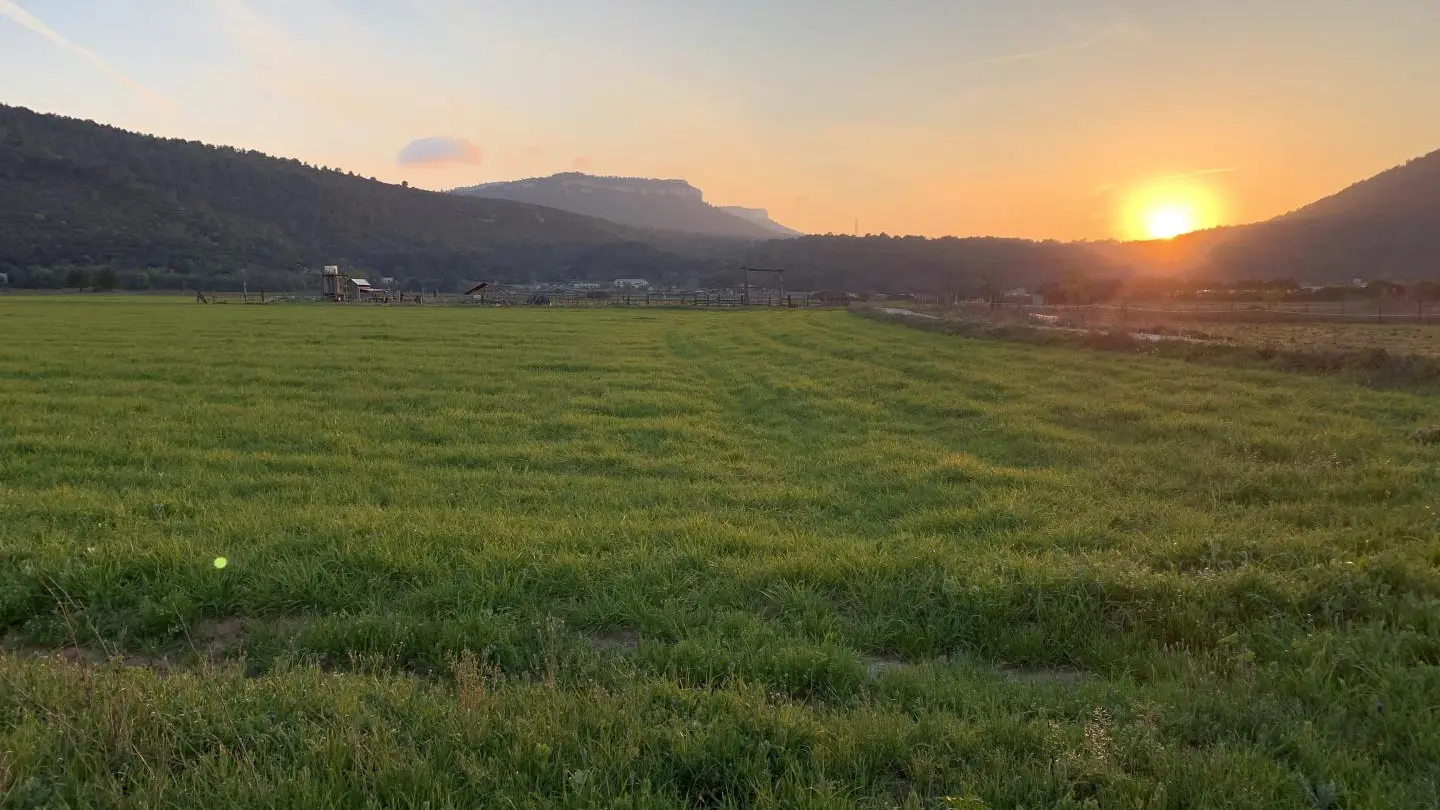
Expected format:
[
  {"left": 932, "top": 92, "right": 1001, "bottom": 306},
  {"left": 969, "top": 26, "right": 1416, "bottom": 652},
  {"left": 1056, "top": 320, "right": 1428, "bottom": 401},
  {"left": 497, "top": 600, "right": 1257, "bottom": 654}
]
[
  {"left": 913, "top": 19, "right": 1149, "bottom": 81},
  {"left": 1156, "top": 167, "right": 1239, "bottom": 182},
  {"left": 397, "top": 136, "right": 483, "bottom": 167},
  {"left": 0, "top": 0, "right": 169, "bottom": 108},
  {"left": 948, "top": 38, "right": 1102, "bottom": 71}
]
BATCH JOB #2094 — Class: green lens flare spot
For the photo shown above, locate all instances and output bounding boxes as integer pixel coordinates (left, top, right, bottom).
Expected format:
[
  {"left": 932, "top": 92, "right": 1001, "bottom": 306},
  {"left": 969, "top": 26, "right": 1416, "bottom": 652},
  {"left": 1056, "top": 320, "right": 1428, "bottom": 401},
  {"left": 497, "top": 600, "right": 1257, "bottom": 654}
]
[{"left": 214, "top": 557, "right": 229, "bottom": 569}]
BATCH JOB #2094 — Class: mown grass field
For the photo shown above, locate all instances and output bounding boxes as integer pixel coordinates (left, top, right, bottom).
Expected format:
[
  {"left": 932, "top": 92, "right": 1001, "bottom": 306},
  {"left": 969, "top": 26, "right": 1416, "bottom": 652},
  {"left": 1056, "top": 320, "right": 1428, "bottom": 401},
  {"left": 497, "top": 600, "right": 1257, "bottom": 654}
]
[{"left": 1, "top": 297, "right": 1438, "bottom": 808}]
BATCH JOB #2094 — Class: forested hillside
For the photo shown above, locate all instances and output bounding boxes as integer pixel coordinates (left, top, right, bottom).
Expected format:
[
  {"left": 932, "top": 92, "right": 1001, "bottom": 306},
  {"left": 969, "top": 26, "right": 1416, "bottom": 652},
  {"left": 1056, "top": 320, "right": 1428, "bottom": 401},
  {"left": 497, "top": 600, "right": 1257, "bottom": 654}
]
[
  {"left": 0, "top": 105, "right": 702, "bottom": 291},
  {"left": 4, "top": 104, "right": 1436, "bottom": 294},
  {"left": 1193, "top": 151, "right": 1440, "bottom": 282}
]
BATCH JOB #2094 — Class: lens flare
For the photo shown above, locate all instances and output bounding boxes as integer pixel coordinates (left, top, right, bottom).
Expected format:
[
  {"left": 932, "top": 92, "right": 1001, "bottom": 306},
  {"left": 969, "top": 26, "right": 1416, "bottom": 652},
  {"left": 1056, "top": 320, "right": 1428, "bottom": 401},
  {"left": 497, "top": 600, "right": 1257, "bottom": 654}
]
[{"left": 213, "top": 557, "right": 228, "bottom": 569}]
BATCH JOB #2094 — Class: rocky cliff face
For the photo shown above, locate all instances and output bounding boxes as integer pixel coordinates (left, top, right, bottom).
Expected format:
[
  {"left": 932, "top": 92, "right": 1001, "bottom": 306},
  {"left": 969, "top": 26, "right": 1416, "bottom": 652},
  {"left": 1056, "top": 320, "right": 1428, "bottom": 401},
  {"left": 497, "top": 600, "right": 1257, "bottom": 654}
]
[
  {"left": 719, "top": 206, "right": 803, "bottom": 237},
  {"left": 454, "top": 173, "right": 783, "bottom": 239}
]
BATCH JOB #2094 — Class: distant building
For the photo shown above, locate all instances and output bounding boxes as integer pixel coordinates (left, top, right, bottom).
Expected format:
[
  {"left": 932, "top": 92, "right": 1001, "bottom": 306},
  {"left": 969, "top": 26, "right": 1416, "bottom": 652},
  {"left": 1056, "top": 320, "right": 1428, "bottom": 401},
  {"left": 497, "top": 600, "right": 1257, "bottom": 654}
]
[
  {"left": 613, "top": 278, "right": 650, "bottom": 289},
  {"left": 349, "top": 278, "right": 390, "bottom": 301},
  {"left": 322, "top": 265, "right": 346, "bottom": 300}
]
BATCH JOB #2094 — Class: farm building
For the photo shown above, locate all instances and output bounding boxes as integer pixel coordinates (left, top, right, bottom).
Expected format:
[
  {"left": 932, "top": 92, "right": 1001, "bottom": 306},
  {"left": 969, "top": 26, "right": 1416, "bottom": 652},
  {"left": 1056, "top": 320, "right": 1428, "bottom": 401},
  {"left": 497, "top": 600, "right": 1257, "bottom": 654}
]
[
  {"left": 613, "top": 278, "right": 650, "bottom": 289},
  {"left": 349, "top": 279, "right": 393, "bottom": 302}
]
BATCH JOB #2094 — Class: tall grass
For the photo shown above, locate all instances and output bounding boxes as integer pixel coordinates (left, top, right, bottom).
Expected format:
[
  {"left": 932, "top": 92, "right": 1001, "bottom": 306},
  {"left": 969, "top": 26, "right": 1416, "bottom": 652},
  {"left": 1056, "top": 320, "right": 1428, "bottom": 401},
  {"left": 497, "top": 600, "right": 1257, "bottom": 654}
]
[{"left": 1, "top": 297, "right": 1437, "bottom": 807}]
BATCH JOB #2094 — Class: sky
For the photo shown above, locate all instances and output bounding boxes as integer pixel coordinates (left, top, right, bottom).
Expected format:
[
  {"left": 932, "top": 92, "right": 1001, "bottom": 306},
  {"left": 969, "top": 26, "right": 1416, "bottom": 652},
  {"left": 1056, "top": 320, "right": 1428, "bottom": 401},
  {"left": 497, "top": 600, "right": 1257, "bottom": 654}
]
[{"left": 2, "top": 0, "right": 1438, "bottom": 240}]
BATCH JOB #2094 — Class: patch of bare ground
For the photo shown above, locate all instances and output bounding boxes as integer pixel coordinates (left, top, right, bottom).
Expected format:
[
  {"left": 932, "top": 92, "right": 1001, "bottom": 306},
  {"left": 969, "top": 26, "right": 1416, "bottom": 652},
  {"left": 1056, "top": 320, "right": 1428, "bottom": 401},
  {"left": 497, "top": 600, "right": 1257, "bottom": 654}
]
[
  {"left": 863, "top": 656, "right": 909, "bottom": 680},
  {"left": 584, "top": 629, "right": 640, "bottom": 653},
  {"left": 861, "top": 653, "right": 1090, "bottom": 686},
  {"left": 1000, "top": 667, "right": 1088, "bottom": 686},
  {"left": 193, "top": 618, "right": 248, "bottom": 655},
  {"left": 1, "top": 631, "right": 178, "bottom": 672},
  {"left": 0, "top": 617, "right": 307, "bottom": 672}
]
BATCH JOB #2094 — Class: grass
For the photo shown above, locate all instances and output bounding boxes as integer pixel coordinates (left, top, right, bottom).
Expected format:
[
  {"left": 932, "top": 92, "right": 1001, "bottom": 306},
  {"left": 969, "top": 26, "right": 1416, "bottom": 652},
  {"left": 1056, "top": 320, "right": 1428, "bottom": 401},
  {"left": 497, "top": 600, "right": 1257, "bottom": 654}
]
[
  {"left": 874, "top": 306, "right": 1440, "bottom": 390},
  {"left": 1, "top": 297, "right": 1438, "bottom": 808},
  {"left": 1165, "top": 322, "right": 1440, "bottom": 359}
]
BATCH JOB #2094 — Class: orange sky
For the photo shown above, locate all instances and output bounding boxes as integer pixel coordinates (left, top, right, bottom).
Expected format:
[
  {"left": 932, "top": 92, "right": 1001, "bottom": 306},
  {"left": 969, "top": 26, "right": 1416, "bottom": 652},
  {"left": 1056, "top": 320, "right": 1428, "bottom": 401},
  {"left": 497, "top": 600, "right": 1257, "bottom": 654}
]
[{"left": 2, "top": 0, "right": 1438, "bottom": 239}]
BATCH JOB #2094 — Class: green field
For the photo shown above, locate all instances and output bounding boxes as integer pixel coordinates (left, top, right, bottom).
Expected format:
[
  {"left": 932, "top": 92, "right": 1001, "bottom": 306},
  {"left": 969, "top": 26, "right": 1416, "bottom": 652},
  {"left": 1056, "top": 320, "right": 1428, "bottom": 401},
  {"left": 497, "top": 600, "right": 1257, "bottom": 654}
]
[{"left": 2, "top": 298, "right": 1438, "bottom": 808}]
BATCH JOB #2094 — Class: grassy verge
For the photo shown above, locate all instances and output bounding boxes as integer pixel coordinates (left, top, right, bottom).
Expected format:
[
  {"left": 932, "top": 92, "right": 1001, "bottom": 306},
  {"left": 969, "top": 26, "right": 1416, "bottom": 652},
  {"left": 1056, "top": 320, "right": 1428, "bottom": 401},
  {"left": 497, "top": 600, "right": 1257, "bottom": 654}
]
[
  {"left": 853, "top": 305, "right": 1440, "bottom": 391},
  {"left": 2, "top": 298, "right": 1438, "bottom": 807}
]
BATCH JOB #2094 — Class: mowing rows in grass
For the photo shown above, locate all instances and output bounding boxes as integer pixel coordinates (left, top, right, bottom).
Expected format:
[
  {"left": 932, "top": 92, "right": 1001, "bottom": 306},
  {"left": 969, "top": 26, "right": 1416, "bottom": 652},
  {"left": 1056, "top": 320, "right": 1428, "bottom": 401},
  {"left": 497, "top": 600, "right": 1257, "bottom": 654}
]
[{"left": 1, "top": 298, "right": 1438, "bottom": 806}]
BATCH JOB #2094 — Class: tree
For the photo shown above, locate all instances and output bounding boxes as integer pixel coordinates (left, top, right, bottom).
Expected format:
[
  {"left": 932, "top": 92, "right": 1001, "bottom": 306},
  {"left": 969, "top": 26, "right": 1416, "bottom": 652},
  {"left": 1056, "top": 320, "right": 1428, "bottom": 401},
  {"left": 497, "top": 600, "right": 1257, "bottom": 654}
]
[
  {"left": 95, "top": 267, "right": 119, "bottom": 291},
  {"left": 65, "top": 268, "right": 90, "bottom": 289}
]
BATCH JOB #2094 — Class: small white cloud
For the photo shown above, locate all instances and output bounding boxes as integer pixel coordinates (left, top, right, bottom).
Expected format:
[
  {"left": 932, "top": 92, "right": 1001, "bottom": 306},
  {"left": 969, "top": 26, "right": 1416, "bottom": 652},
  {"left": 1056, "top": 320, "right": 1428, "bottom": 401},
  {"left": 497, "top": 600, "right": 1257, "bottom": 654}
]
[{"left": 397, "top": 136, "right": 482, "bottom": 167}]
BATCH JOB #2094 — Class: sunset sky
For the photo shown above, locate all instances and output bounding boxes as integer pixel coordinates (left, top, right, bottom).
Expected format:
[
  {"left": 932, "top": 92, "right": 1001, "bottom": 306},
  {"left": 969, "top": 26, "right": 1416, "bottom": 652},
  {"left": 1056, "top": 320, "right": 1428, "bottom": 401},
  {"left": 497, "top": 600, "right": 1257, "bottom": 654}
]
[{"left": 2, "top": 0, "right": 1438, "bottom": 240}]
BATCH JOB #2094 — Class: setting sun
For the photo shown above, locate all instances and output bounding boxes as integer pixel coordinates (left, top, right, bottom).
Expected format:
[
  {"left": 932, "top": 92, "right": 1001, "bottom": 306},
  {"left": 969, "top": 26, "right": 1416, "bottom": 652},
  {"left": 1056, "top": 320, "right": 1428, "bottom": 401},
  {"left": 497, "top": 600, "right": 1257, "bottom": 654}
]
[
  {"left": 1144, "top": 207, "right": 1197, "bottom": 239},
  {"left": 1121, "top": 179, "right": 1226, "bottom": 241}
]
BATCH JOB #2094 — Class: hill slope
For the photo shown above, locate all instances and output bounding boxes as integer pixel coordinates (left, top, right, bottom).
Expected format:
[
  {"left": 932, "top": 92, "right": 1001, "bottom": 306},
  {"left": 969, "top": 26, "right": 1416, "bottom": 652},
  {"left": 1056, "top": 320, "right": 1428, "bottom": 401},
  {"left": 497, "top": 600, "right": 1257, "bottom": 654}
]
[
  {"left": 0, "top": 105, "right": 699, "bottom": 291},
  {"left": 454, "top": 173, "right": 784, "bottom": 240},
  {"left": 1198, "top": 150, "right": 1440, "bottom": 282},
  {"left": 1282, "top": 150, "right": 1440, "bottom": 224},
  {"left": 718, "top": 206, "right": 804, "bottom": 237},
  {"left": 1132, "top": 151, "right": 1440, "bottom": 282}
]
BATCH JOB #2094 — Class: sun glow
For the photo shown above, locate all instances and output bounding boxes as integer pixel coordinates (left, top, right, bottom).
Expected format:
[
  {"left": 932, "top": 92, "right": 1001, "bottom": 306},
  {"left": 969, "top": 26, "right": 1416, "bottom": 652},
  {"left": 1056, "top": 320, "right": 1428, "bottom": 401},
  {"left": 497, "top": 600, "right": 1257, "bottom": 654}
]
[
  {"left": 1145, "top": 207, "right": 1195, "bottom": 239},
  {"left": 1121, "top": 180, "right": 1226, "bottom": 241}
]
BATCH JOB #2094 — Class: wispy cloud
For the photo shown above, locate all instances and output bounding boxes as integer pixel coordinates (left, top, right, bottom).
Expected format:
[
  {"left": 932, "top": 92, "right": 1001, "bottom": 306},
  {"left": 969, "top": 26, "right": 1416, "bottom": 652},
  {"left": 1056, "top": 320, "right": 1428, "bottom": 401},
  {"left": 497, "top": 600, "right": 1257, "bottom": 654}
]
[
  {"left": 0, "top": 0, "right": 169, "bottom": 108},
  {"left": 887, "top": 19, "right": 1147, "bottom": 96},
  {"left": 947, "top": 38, "right": 1103, "bottom": 72},
  {"left": 941, "top": 19, "right": 1148, "bottom": 74},
  {"left": 1156, "top": 167, "right": 1239, "bottom": 182}
]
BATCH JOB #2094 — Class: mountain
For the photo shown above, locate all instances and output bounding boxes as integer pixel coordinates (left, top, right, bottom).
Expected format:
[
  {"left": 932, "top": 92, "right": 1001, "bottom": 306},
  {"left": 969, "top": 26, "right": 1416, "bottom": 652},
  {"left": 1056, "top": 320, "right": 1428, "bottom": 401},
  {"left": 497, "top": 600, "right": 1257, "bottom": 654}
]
[
  {"left": 1190, "top": 150, "right": 1440, "bottom": 282},
  {"left": 0, "top": 104, "right": 706, "bottom": 291},
  {"left": 1099, "top": 151, "right": 1440, "bottom": 283},
  {"left": 4, "top": 102, "right": 1434, "bottom": 293},
  {"left": 719, "top": 206, "right": 803, "bottom": 237},
  {"left": 1282, "top": 150, "right": 1440, "bottom": 224},
  {"left": 453, "top": 173, "right": 784, "bottom": 240}
]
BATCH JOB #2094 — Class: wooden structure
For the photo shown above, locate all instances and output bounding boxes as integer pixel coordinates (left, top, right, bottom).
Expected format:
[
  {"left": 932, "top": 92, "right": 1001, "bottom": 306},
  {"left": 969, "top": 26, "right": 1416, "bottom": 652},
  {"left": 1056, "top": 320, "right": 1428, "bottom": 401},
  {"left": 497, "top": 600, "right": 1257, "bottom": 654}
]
[{"left": 741, "top": 267, "right": 786, "bottom": 305}]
